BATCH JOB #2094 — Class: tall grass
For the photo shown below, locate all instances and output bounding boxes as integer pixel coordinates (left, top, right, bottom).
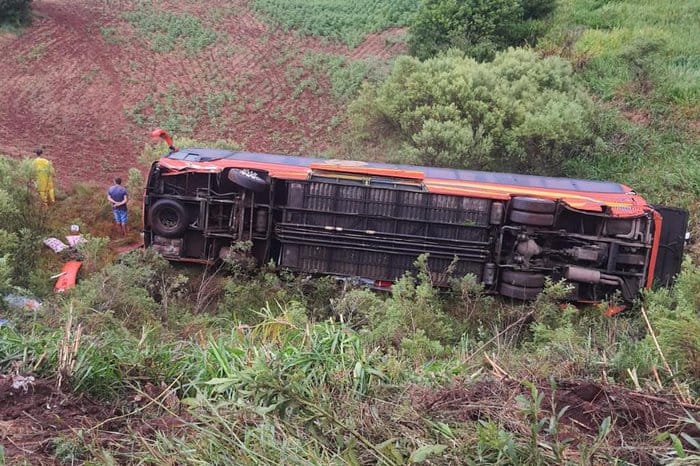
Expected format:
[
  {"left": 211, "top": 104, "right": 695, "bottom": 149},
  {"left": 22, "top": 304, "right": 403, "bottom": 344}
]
[{"left": 534, "top": 0, "right": 700, "bottom": 211}]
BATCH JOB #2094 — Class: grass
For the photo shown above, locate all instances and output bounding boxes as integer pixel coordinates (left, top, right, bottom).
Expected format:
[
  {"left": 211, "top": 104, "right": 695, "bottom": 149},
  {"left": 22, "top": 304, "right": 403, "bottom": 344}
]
[
  {"left": 535, "top": 0, "right": 700, "bottom": 211},
  {"left": 251, "top": 0, "right": 419, "bottom": 47},
  {"left": 123, "top": 6, "right": 218, "bottom": 55},
  {"left": 302, "top": 52, "right": 389, "bottom": 101},
  {"left": 3, "top": 1, "right": 700, "bottom": 463},
  {"left": 541, "top": 0, "right": 700, "bottom": 114},
  {"left": 3, "top": 257, "right": 700, "bottom": 463}
]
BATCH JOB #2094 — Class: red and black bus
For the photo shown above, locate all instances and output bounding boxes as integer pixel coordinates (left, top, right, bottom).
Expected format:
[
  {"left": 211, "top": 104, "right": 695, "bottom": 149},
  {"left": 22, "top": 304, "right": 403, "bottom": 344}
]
[{"left": 144, "top": 129, "right": 688, "bottom": 302}]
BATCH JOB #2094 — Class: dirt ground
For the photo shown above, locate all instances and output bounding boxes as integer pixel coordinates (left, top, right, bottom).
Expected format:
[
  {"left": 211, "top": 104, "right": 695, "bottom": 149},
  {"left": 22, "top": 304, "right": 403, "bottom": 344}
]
[
  {"left": 0, "top": 0, "right": 405, "bottom": 188},
  {"left": 0, "top": 374, "right": 185, "bottom": 464},
  {"left": 0, "top": 374, "right": 110, "bottom": 463},
  {"left": 2, "top": 372, "right": 698, "bottom": 464},
  {"left": 413, "top": 378, "right": 700, "bottom": 465}
]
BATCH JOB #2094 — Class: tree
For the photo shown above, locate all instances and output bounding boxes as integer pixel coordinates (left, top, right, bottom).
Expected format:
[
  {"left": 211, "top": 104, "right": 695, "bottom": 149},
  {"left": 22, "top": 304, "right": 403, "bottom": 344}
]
[
  {"left": 350, "top": 48, "right": 598, "bottom": 175},
  {"left": 0, "top": 0, "right": 33, "bottom": 26},
  {"left": 408, "top": 0, "right": 555, "bottom": 61}
]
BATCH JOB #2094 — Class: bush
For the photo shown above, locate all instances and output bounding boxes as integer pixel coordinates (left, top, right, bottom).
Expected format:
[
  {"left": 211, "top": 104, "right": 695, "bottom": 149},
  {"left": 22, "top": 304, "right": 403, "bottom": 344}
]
[
  {"left": 408, "top": 0, "right": 555, "bottom": 60},
  {"left": 0, "top": 0, "right": 32, "bottom": 26},
  {"left": 643, "top": 259, "right": 700, "bottom": 387},
  {"left": 71, "top": 248, "right": 188, "bottom": 328},
  {"left": 363, "top": 255, "right": 454, "bottom": 349},
  {"left": 350, "top": 48, "right": 598, "bottom": 175},
  {"left": 0, "top": 156, "right": 46, "bottom": 291}
]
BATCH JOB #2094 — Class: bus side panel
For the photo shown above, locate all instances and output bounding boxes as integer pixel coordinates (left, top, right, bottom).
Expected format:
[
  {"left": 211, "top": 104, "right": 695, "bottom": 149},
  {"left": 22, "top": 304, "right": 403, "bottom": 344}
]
[{"left": 652, "top": 205, "right": 689, "bottom": 286}]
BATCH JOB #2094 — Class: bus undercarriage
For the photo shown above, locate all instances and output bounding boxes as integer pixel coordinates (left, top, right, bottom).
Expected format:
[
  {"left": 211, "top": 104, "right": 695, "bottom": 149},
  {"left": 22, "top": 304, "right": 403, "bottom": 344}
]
[{"left": 144, "top": 162, "right": 687, "bottom": 302}]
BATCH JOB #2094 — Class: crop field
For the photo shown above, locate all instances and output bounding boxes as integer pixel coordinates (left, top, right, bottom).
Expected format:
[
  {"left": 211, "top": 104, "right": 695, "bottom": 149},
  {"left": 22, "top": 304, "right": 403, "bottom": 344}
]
[
  {"left": 251, "top": 0, "right": 418, "bottom": 46},
  {"left": 1, "top": 0, "right": 700, "bottom": 464},
  {"left": 0, "top": 0, "right": 405, "bottom": 186}
]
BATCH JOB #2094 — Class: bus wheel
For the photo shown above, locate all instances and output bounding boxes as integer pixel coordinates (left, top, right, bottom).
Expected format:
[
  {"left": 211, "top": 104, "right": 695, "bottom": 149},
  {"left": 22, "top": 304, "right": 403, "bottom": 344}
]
[
  {"left": 150, "top": 199, "right": 188, "bottom": 238},
  {"left": 509, "top": 210, "right": 554, "bottom": 226},
  {"left": 511, "top": 197, "right": 556, "bottom": 213},
  {"left": 501, "top": 270, "right": 546, "bottom": 288},
  {"left": 229, "top": 169, "right": 269, "bottom": 193},
  {"left": 499, "top": 282, "right": 542, "bottom": 300}
]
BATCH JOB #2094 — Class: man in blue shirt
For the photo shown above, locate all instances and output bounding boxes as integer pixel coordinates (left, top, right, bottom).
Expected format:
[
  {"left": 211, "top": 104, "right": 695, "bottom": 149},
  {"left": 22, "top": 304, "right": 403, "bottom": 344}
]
[{"left": 107, "top": 177, "right": 128, "bottom": 236}]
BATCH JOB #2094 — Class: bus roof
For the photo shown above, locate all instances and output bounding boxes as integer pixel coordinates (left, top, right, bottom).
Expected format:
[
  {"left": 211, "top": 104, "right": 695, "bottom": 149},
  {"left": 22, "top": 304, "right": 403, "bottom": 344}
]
[{"left": 166, "top": 148, "right": 627, "bottom": 194}]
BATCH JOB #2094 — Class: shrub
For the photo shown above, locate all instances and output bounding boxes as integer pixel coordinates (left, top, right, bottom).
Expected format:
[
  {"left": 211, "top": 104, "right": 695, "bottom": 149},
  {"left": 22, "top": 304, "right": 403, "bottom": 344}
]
[
  {"left": 350, "top": 48, "right": 598, "bottom": 175},
  {"left": 0, "top": 156, "right": 46, "bottom": 291},
  {"left": 71, "top": 249, "right": 188, "bottom": 328},
  {"left": 0, "top": 0, "right": 32, "bottom": 26},
  {"left": 364, "top": 255, "right": 454, "bottom": 348},
  {"left": 408, "top": 0, "right": 555, "bottom": 60}
]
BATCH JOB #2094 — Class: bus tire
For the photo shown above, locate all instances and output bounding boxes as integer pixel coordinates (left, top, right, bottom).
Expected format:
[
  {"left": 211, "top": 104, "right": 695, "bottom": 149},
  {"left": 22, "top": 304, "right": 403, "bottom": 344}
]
[
  {"left": 499, "top": 282, "right": 542, "bottom": 300},
  {"left": 511, "top": 197, "right": 556, "bottom": 213},
  {"left": 149, "top": 199, "right": 188, "bottom": 238},
  {"left": 229, "top": 169, "right": 269, "bottom": 193},
  {"left": 501, "top": 270, "right": 546, "bottom": 288},
  {"left": 509, "top": 210, "right": 555, "bottom": 226}
]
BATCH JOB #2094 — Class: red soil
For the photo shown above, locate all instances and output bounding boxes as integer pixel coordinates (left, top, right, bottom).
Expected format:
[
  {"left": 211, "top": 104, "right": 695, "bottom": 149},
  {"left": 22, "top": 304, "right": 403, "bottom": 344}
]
[{"left": 0, "top": 0, "right": 403, "bottom": 188}]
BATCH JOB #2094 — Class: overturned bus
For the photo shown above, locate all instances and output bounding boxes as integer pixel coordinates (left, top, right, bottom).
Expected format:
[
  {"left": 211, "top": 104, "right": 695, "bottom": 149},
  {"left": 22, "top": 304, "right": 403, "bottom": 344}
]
[{"left": 143, "top": 129, "right": 688, "bottom": 302}]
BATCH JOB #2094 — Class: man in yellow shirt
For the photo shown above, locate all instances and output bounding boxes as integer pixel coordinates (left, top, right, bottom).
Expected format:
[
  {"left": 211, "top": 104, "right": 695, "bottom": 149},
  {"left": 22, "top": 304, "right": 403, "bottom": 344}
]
[{"left": 32, "top": 149, "right": 55, "bottom": 205}]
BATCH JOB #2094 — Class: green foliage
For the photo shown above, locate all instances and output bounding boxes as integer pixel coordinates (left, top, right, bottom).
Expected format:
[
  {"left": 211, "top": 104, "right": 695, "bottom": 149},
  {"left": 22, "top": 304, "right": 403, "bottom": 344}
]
[
  {"left": 218, "top": 263, "right": 301, "bottom": 324},
  {"left": 0, "top": 156, "right": 46, "bottom": 292},
  {"left": 351, "top": 49, "right": 598, "bottom": 175},
  {"left": 71, "top": 249, "right": 188, "bottom": 328},
  {"left": 251, "top": 0, "right": 419, "bottom": 47},
  {"left": 408, "top": 0, "right": 555, "bottom": 60},
  {"left": 302, "top": 52, "right": 388, "bottom": 101},
  {"left": 52, "top": 434, "right": 89, "bottom": 464},
  {"left": 0, "top": 0, "right": 32, "bottom": 26},
  {"left": 564, "top": 109, "right": 700, "bottom": 209},
  {"left": 364, "top": 255, "right": 454, "bottom": 351},
  {"left": 541, "top": 0, "right": 700, "bottom": 110},
  {"left": 123, "top": 7, "right": 217, "bottom": 55},
  {"left": 126, "top": 168, "right": 144, "bottom": 225},
  {"left": 139, "top": 135, "right": 241, "bottom": 167},
  {"left": 126, "top": 83, "right": 201, "bottom": 134},
  {"left": 643, "top": 259, "right": 700, "bottom": 388},
  {"left": 205, "top": 317, "right": 382, "bottom": 400}
]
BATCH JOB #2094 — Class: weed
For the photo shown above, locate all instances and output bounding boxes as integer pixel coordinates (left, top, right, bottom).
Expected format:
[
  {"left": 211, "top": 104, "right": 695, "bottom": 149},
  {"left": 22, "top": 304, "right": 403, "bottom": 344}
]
[
  {"left": 17, "top": 43, "right": 46, "bottom": 63},
  {"left": 99, "top": 26, "right": 121, "bottom": 45},
  {"left": 302, "top": 52, "right": 387, "bottom": 101}
]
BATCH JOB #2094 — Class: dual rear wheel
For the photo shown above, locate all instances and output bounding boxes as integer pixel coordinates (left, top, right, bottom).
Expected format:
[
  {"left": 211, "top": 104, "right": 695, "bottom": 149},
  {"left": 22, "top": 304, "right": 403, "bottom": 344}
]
[
  {"left": 500, "top": 197, "right": 556, "bottom": 299},
  {"left": 499, "top": 269, "right": 545, "bottom": 300}
]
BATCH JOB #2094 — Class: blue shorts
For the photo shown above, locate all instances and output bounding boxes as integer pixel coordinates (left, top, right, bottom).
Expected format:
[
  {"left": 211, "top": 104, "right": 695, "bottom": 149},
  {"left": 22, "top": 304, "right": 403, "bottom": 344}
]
[{"left": 113, "top": 209, "right": 128, "bottom": 224}]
